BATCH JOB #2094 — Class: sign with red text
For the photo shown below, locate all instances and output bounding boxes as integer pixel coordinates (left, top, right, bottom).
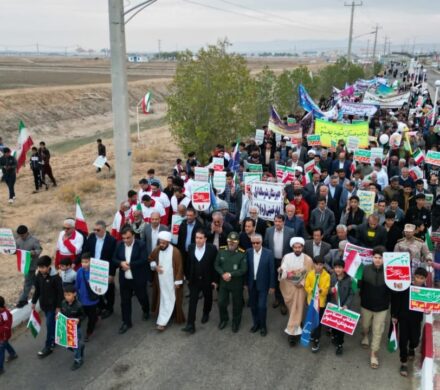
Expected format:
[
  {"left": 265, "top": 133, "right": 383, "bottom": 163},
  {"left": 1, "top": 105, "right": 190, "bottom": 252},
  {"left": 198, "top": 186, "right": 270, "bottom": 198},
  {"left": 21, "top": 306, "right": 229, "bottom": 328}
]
[
  {"left": 409, "top": 286, "right": 440, "bottom": 313},
  {"left": 55, "top": 313, "right": 78, "bottom": 348},
  {"left": 343, "top": 242, "right": 374, "bottom": 265},
  {"left": 320, "top": 303, "right": 360, "bottom": 335},
  {"left": 191, "top": 182, "right": 211, "bottom": 211},
  {"left": 383, "top": 252, "right": 411, "bottom": 291}
]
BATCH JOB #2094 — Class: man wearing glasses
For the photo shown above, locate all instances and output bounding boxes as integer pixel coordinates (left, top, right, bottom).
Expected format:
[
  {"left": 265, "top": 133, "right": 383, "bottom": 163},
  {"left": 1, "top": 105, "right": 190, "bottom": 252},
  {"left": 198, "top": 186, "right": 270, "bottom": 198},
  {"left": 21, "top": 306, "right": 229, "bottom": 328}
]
[{"left": 55, "top": 219, "right": 84, "bottom": 270}]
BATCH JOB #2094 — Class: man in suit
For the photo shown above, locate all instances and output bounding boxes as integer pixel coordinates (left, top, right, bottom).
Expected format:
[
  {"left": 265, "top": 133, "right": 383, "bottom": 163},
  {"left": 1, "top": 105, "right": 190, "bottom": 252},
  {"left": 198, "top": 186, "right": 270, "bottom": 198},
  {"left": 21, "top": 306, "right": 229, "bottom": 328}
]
[
  {"left": 304, "top": 171, "right": 321, "bottom": 210},
  {"left": 264, "top": 214, "right": 295, "bottom": 315},
  {"left": 177, "top": 207, "right": 203, "bottom": 277},
  {"left": 207, "top": 211, "right": 233, "bottom": 250},
  {"left": 140, "top": 211, "right": 169, "bottom": 258},
  {"left": 309, "top": 197, "right": 336, "bottom": 240},
  {"left": 304, "top": 227, "right": 332, "bottom": 261},
  {"left": 284, "top": 204, "right": 306, "bottom": 238},
  {"left": 331, "top": 151, "right": 352, "bottom": 178},
  {"left": 246, "top": 234, "right": 275, "bottom": 336},
  {"left": 182, "top": 229, "right": 218, "bottom": 334},
  {"left": 321, "top": 177, "right": 343, "bottom": 222},
  {"left": 83, "top": 220, "right": 117, "bottom": 319},
  {"left": 113, "top": 226, "right": 150, "bottom": 334}
]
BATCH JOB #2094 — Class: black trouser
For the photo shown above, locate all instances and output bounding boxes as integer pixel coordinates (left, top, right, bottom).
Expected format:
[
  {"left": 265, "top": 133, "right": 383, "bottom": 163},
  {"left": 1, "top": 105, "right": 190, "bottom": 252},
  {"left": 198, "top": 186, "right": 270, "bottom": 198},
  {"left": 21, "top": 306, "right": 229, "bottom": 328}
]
[
  {"left": 42, "top": 165, "right": 56, "bottom": 185},
  {"left": 3, "top": 174, "right": 16, "bottom": 199},
  {"left": 398, "top": 316, "right": 422, "bottom": 363},
  {"left": 249, "top": 281, "right": 268, "bottom": 329},
  {"left": 274, "top": 258, "right": 284, "bottom": 306},
  {"left": 332, "top": 329, "right": 345, "bottom": 346},
  {"left": 311, "top": 307, "right": 326, "bottom": 341},
  {"left": 83, "top": 304, "right": 98, "bottom": 335},
  {"left": 32, "top": 168, "right": 46, "bottom": 190},
  {"left": 98, "top": 282, "right": 115, "bottom": 312},
  {"left": 187, "top": 279, "right": 212, "bottom": 326},
  {"left": 120, "top": 278, "right": 149, "bottom": 326}
]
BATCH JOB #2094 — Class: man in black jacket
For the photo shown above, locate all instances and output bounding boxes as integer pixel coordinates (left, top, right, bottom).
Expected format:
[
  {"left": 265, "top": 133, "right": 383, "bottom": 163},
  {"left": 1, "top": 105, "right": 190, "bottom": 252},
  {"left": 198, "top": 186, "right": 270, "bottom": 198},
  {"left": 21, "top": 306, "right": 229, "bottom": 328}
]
[
  {"left": 96, "top": 139, "right": 111, "bottom": 172},
  {"left": 0, "top": 147, "right": 17, "bottom": 203},
  {"left": 31, "top": 256, "right": 63, "bottom": 358},
  {"left": 182, "top": 229, "right": 218, "bottom": 334},
  {"left": 113, "top": 226, "right": 149, "bottom": 334},
  {"left": 84, "top": 220, "right": 117, "bottom": 319},
  {"left": 357, "top": 215, "right": 387, "bottom": 249}
]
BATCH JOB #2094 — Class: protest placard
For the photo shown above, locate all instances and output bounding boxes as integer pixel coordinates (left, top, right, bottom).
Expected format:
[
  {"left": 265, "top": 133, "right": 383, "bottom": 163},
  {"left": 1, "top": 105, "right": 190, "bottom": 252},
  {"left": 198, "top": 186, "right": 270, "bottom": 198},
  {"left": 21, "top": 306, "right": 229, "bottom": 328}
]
[
  {"left": 55, "top": 313, "right": 78, "bottom": 348},
  {"left": 383, "top": 252, "right": 411, "bottom": 292},
  {"left": 357, "top": 190, "right": 375, "bottom": 216},
  {"left": 171, "top": 215, "right": 185, "bottom": 244},
  {"left": 320, "top": 303, "right": 360, "bottom": 335},
  {"left": 194, "top": 167, "right": 209, "bottom": 182},
  {"left": 426, "top": 151, "right": 440, "bottom": 167},
  {"left": 191, "top": 182, "right": 211, "bottom": 211},
  {"left": 247, "top": 163, "right": 263, "bottom": 173},
  {"left": 425, "top": 193, "right": 434, "bottom": 208},
  {"left": 93, "top": 156, "right": 107, "bottom": 169},
  {"left": 354, "top": 149, "right": 371, "bottom": 164},
  {"left": 314, "top": 118, "right": 369, "bottom": 148},
  {"left": 409, "top": 286, "right": 440, "bottom": 314},
  {"left": 213, "top": 171, "right": 226, "bottom": 194},
  {"left": 362, "top": 91, "right": 410, "bottom": 109},
  {"left": 255, "top": 129, "right": 265, "bottom": 146},
  {"left": 343, "top": 242, "right": 373, "bottom": 265},
  {"left": 346, "top": 136, "right": 359, "bottom": 152},
  {"left": 212, "top": 157, "right": 224, "bottom": 171},
  {"left": 89, "top": 258, "right": 109, "bottom": 295},
  {"left": 370, "top": 147, "right": 384, "bottom": 164},
  {"left": 0, "top": 228, "right": 16, "bottom": 254},
  {"left": 251, "top": 181, "right": 284, "bottom": 221},
  {"left": 244, "top": 172, "right": 261, "bottom": 194},
  {"left": 306, "top": 135, "right": 321, "bottom": 147}
]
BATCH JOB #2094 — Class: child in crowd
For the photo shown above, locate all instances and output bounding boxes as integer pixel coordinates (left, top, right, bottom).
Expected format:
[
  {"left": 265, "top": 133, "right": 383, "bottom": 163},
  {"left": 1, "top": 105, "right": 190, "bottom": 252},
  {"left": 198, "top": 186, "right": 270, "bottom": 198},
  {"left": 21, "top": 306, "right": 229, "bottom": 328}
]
[
  {"left": 75, "top": 253, "right": 99, "bottom": 342},
  {"left": 59, "top": 258, "right": 77, "bottom": 286},
  {"left": 329, "top": 259, "right": 354, "bottom": 355},
  {"left": 31, "top": 256, "right": 63, "bottom": 358},
  {"left": 0, "top": 296, "right": 18, "bottom": 375},
  {"left": 305, "top": 256, "right": 330, "bottom": 353},
  {"left": 391, "top": 267, "right": 428, "bottom": 377},
  {"left": 60, "top": 284, "right": 85, "bottom": 370}
]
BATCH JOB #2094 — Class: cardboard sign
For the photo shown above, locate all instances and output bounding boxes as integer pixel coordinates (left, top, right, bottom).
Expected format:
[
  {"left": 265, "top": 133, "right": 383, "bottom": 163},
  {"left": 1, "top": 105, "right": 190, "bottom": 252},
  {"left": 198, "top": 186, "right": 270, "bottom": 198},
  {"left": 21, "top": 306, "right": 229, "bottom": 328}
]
[
  {"left": 383, "top": 252, "right": 411, "bottom": 291},
  {"left": 194, "top": 167, "right": 209, "bottom": 182},
  {"left": 213, "top": 171, "right": 226, "bottom": 194},
  {"left": 89, "top": 258, "right": 109, "bottom": 295},
  {"left": 307, "top": 135, "right": 321, "bottom": 147},
  {"left": 55, "top": 313, "right": 78, "bottom": 348},
  {"left": 410, "top": 286, "right": 440, "bottom": 313},
  {"left": 354, "top": 149, "right": 371, "bottom": 164},
  {"left": 343, "top": 243, "right": 373, "bottom": 265},
  {"left": 347, "top": 136, "right": 359, "bottom": 152},
  {"left": 171, "top": 215, "right": 185, "bottom": 245},
  {"left": 243, "top": 172, "right": 261, "bottom": 194},
  {"left": 212, "top": 157, "right": 224, "bottom": 171},
  {"left": 426, "top": 151, "right": 440, "bottom": 167},
  {"left": 370, "top": 147, "right": 384, "bottom": 164},
  {"left": 247, "top": 163, "right": 263, "bottom": 173},
  {"left": 0, "top": 228, "right": 16, "bottom": 254},
  {"left": 191, "top": 182, "right": 211, "bottom": 211},
  {"left": 357, "top": 190, "right": 375, "bottom": 216},
  {"left": 320, "top": 303, "right": 360, "bottom": 336},
  {"left": 255, "top": 129, "right": 265, "bottom": 146},
  {"left": 93, "top": 156, "right": 107, "bottom": 169},
  {"left": 250, "top": 181, "right": 284, "bottom": 221}
]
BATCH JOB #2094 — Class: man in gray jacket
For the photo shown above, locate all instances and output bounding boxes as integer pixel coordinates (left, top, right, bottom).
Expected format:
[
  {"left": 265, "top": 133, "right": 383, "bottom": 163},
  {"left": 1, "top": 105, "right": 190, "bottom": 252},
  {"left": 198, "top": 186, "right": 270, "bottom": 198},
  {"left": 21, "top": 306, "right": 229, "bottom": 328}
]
[
  {"left": 16, "top": 225, "right": 42, "bottom": 308},
  {"left": 309, "top": 197, "right": 336, "bottom": 240},
  {"left": 140, "top": 211, "right": 169, "bottom": 258}
]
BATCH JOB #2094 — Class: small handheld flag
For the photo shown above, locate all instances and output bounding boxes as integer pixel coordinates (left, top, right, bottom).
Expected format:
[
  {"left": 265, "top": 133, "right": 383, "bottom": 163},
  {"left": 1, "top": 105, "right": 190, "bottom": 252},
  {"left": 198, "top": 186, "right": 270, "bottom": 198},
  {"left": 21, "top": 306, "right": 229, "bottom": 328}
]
[
  {"left": 17, "top": 250, "right": 31, "bottom": 275},
  {"left": 388, "top": 322, "right": 398, "bottom": 352},
  {"left": 301, "top": 274, "right": 320, "bottom": 347},
  {"left": 27, "top": 310, "right": 41, "bottom": 338}
]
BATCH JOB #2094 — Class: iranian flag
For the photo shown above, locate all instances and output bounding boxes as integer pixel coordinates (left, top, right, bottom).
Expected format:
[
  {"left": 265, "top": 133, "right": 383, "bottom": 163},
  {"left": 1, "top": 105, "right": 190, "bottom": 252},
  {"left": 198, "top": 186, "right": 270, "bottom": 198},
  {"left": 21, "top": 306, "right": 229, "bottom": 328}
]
[
  {"left": 302, "top": 171, "right": 313, "bottom": 186},
  {"left": 141, "top": 91, "right": 152, "bottom": 114},
  {"left": 426, "top": 227, "right": 435, "bottom": 252},
  {"left": 344, "top": 250, "right": 363, "bottom": 292},
  {"left": 75, "top": 197, "right": 89, "bottom": 235},
  {"left": 413, "top": 149, "right": 425, "bottom": 165},
  {"left": 27, "top": 310, "right": 41, "bottom": 338},
  {"left": 15, "top": 121, "right": 34, "bottom": 173},
  {"left": 350, "top": 160, "right": 356, "bottom": 175},
  {"left": 388, "top": 323, "right": 398, "bottom": 352},
  {"left": 16, "top": 250, "right": 31, "bottom": 275}
]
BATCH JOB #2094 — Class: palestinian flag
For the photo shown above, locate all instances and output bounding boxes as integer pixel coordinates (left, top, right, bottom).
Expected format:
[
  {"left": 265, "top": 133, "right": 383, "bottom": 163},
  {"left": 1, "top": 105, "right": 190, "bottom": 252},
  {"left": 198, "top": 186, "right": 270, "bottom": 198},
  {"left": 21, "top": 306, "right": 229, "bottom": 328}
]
[
  {"left": 75, "top": 197, "right": 89, "bottom": 235},
  {"left": 344, "top": 250, "right": 363, "bottom": 292},
  {"left": 388, "top": 323, "right": 398, "bottom": 352},
  {"left": 426, "top": 227, "right": 435, "bottom": 252},
  {"left": 141, "top": 91, "right": 152, "bottom": 114},
  {"left": 16, "top": 250, "right": 31, "bottom": 275},
  {"left": 413, "top": 149, "right": 425, "bottom": 165},
  {"left": 27, "top": 310, "right": 41, "bottom": 338},
  {"left": 15, "top": 121, "right": 34, "bottom": 173}
]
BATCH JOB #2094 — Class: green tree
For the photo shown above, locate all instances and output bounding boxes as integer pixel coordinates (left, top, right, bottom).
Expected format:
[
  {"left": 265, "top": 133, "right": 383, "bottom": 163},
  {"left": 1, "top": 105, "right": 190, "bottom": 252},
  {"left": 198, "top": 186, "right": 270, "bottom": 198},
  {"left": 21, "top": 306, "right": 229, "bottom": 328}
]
[
  {"left": 166, "top": 40, "right": 256, "bottom": 162},
  {"left": 254, "top": 66, "right": 277, "bottom": 127}
]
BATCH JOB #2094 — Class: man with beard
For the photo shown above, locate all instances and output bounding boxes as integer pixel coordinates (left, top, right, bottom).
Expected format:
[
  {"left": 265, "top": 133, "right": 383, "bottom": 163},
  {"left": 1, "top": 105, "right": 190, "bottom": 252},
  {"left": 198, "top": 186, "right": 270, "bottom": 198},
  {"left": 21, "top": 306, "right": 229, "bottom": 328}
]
[
  {"left": 279, "top": 237, "right": 313, "bottom": 346},
  {"left": 149, "top": 231, "right": 185, "bottom": 331}
]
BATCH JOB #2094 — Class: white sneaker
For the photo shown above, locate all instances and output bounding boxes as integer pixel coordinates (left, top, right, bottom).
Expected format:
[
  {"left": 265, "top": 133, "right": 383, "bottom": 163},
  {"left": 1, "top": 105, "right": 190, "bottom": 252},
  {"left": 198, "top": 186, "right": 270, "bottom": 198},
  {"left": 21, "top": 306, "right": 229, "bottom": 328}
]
[{"left": 8, "top": 199, "right": 14, "bottom": 204}]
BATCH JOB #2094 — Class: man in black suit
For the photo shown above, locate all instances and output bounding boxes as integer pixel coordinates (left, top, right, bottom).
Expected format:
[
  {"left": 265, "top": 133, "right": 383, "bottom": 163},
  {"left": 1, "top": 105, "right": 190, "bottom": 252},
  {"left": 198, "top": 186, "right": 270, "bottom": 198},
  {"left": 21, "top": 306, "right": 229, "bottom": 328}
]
[
  {"left": 83, "top": 220, "right": 117, "bottom": 319},
  {"left": 113, "top": 226, "right": 150, "bottom": 334},
  {"left": 207, "top": 211, "right": 233, "bottom": 250},
  {"left": 304, "top": 228, "right": 332, "bottom": 260},
  {"left": 182, "top": 229, "right": 218, "bottom": 334},
  {"left": 177, "top": 207, "right": 203, "bottom": 277}
]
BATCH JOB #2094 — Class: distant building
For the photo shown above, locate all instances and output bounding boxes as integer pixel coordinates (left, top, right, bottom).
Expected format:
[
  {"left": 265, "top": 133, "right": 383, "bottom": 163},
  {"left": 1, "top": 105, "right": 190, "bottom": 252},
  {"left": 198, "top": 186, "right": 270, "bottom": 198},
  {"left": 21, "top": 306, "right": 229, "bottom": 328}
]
[{"left": 127, "top": 55, "right": 149, "bottom": 63}]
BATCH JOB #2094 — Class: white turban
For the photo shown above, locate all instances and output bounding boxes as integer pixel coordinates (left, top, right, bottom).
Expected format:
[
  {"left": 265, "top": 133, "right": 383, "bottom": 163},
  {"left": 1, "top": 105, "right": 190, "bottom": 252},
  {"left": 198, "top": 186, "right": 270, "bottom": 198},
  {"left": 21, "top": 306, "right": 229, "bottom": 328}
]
[
  {"left": 290, "top": 237, "right": 305, "bottom": 247},
  {"left": 158, "top": 231, "right": 172, "bottom": 242}
]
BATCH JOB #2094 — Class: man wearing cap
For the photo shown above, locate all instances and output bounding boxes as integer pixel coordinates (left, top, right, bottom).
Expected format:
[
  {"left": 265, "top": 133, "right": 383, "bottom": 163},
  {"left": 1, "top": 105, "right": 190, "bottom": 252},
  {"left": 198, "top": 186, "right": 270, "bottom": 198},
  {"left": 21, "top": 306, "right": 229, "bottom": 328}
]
[
  {"left": 149, "top": 231, "right": 185, "bottom": 331},
  {"left": 279, "top": 237, "right": 313, "bottom": 346},
  {"left": 406, "top": 193, "right": 431, "bottom": 229},
  {"left": 215, "top": 232, "right": 247, "bottom": 332},
  {"left": 395, "top": 224, "right": 433, "bottom": 274},
  {"left": 15, "top": 225, "right": 43, "bottom": 308}
]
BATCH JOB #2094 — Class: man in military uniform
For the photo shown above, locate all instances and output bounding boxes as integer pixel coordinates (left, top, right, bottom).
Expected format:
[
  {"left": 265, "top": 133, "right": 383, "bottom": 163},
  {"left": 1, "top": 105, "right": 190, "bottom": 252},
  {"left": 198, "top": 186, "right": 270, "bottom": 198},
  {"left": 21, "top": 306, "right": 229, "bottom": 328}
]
[
  {"left": 215, "top": 231, "right": 247, "bottom": 333},
  {"left": 394, "top": 224, "right": 433, "bottom": 274}
]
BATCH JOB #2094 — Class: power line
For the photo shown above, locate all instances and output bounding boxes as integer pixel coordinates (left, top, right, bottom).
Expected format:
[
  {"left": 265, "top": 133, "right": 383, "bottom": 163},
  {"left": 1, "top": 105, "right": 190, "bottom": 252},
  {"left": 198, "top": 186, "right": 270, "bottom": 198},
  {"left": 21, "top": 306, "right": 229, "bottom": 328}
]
[{"left": 344, "top": 1, "right": 363, "bottom": 62}]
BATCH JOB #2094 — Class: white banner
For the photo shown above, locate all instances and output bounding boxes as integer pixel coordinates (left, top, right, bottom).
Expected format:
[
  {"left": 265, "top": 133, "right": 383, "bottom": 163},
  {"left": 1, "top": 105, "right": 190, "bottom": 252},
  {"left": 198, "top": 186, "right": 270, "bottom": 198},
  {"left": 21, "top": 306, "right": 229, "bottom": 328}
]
[
  {"left": 0, "top": 228, "right": 16, "bottom": 254},
  {"left": 250, "top": 181, "right": 284, "bottom": 221},
  {"left": 93, "top": 156, "right": 107, "bottom": 168},
  {"left": 362, "top": 91, "right": 410, "bottom": 108},
  {"left": 339, "top": 102, "right": 378, "bottom": 117},
  {"left": 255, "top": 129, "right": 265, "bottom": 146},
  {"left": 213, "top": 171, "right": 226, "bottom": 194},
  {"left": 194, "top": 167, "right": 209, "bottom": 182}
]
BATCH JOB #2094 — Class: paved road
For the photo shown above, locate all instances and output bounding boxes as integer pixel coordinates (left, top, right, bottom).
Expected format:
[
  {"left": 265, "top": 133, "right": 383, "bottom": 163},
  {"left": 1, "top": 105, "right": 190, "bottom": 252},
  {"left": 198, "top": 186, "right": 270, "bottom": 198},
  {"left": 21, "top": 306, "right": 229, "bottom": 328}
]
[{"left": 2, "top": 288, "right": 411, "bottom": 390}]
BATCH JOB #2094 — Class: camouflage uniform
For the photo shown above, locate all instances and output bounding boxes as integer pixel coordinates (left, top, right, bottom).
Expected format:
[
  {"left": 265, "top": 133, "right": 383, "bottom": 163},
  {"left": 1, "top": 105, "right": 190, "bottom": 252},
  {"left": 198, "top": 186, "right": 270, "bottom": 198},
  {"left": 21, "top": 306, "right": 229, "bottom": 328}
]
[{"left": 394, "top": 237, "right": 433, "bottom": 274}]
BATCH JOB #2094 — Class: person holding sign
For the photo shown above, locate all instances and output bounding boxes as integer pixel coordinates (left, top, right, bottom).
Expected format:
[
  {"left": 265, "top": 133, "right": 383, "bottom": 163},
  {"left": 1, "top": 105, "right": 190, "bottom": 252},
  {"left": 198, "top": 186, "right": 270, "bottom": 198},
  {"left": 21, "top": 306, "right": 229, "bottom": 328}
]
[
  {"left": 391, "top": 267, "right": 428, "bottom": 377},
  {"left": 96, "top": 139, "right": 111, "bottom": 173}
]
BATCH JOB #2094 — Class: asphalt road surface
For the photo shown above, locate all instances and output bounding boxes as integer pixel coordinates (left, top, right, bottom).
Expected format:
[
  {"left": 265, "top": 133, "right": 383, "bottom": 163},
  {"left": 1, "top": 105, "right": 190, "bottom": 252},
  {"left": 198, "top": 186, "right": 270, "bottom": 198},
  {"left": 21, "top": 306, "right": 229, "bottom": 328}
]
[{"left": 2, "top": 287, "right": 412, "bottom": 390}]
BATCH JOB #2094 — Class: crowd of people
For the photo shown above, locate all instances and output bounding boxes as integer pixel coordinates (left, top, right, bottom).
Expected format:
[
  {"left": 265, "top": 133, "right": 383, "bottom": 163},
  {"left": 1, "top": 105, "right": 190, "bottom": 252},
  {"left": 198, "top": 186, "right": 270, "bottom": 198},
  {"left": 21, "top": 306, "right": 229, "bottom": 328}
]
[{"left": 1, "top": 62, "right": 440, "bottom": 378}]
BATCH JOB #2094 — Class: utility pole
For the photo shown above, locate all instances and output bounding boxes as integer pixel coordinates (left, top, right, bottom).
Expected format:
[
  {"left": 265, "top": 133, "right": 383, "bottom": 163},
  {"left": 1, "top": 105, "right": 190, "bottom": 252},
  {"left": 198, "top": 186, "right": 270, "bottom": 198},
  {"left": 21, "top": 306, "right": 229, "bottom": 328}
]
[
  {"left": 383, "top": 36, "right": 388, "bottom": 57},
  {"left": 371, "top": 24, "right": 380, "bottom": 63},
  {"left": 36, "top": 43, "right": 39, "bottom": 56},
  {"left": 345, "top": 1, "right": 363, "bottom": 62},
  {"left": 158, "top": 39, "right": 161, "bottom": 59},
  {"left": 108, "top": 0, "right": 132, "bottom": 206},
  {"left": 366, "top": 39, "right": 370, "bottom": 61}
]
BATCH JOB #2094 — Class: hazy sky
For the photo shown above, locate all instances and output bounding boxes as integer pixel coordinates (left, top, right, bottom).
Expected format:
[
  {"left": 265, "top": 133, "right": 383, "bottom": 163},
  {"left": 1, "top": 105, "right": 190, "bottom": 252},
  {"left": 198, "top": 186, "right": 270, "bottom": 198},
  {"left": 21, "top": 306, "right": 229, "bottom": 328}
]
[{"left": 0, "top": 0, "right": 439, "bottom": 52}]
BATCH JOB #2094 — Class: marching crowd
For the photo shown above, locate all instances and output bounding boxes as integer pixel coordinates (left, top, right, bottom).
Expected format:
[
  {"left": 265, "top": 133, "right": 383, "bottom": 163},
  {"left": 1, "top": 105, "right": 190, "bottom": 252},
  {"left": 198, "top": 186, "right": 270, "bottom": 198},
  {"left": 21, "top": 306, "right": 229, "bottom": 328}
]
[{"left": 1, "top": 62, "right": 440, "bottom": 378}]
